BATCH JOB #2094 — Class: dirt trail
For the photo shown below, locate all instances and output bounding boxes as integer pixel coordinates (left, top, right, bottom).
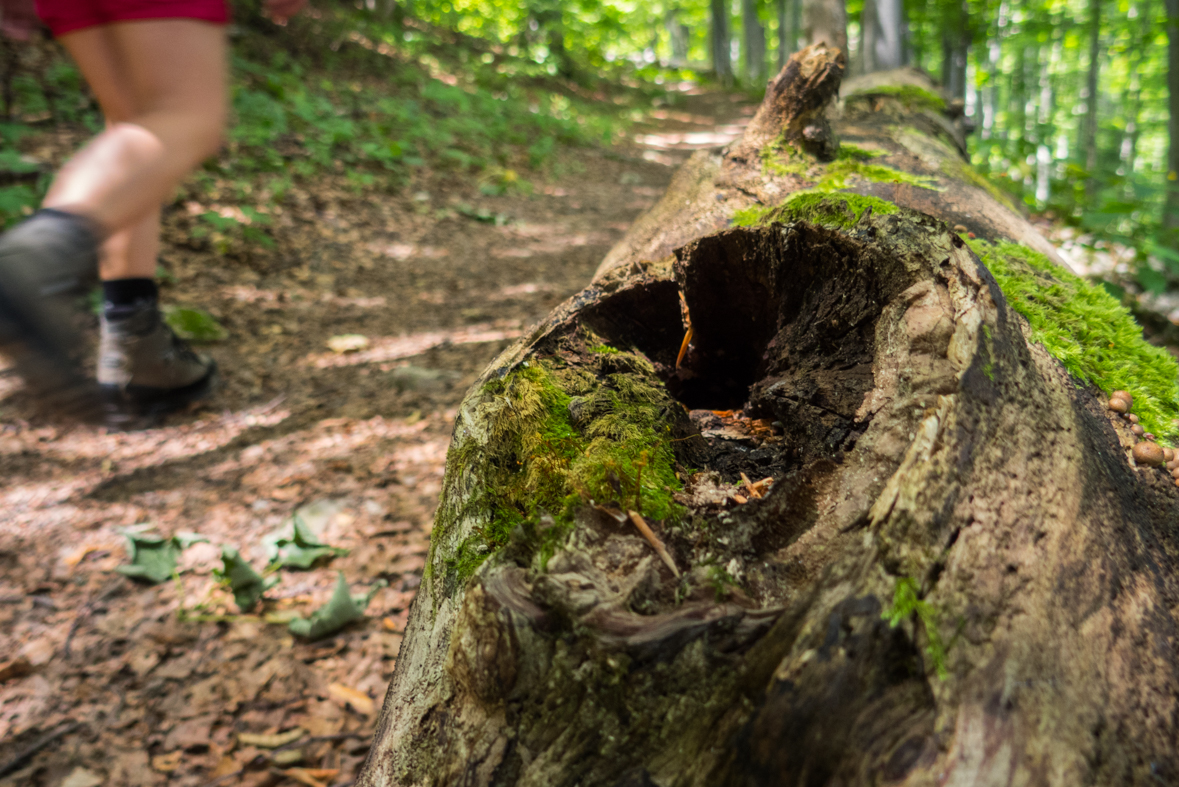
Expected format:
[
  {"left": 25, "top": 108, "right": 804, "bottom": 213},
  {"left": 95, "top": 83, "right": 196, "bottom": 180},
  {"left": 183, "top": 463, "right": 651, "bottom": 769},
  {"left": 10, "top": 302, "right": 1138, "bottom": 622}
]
[{"left": 0, "top": 90, "right": 751, "bottom": 787}]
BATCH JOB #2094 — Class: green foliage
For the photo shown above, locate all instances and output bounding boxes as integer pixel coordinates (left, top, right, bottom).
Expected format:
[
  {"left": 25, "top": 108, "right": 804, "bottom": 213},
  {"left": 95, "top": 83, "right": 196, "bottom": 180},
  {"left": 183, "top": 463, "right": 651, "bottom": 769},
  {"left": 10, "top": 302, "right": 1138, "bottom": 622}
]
[
  {"left": 288, "top": 572, "right": 387, "bottom": 640},
  {"left": 116, "top": 527, "right": 208, "bottom": 584},
  {"left": 883, "top": 576, "right": 948, "bottom": 680},
  {"left": 970, "top": 237, "right": 1179, "bottom": 442},
  {"left": 264, "top": 514, "right": 350, "bottom": 570},
  {"left": 436, "top": 351, "right": 684, "bottom": 586},
  {"left": 213, "top": 546, "right": 278, "bottom": 611},
  {"left": 162, "top": 306, "right": 227, "bottom": 343}
]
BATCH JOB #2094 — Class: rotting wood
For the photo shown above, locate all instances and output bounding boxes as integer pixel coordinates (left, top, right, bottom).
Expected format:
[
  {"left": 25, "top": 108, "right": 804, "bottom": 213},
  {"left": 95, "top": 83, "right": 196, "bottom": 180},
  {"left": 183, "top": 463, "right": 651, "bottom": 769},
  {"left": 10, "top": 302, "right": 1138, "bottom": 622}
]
[{"left": 359, "top": 45, "right": 1179, "bottom": 787}]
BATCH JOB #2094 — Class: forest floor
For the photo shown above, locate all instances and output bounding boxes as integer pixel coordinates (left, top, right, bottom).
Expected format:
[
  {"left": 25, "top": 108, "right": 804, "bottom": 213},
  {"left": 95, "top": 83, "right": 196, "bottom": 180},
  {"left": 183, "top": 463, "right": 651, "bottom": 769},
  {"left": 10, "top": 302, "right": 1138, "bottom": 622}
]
[{"left": 0, "top": 88, "right": 753, "bottom": 787}]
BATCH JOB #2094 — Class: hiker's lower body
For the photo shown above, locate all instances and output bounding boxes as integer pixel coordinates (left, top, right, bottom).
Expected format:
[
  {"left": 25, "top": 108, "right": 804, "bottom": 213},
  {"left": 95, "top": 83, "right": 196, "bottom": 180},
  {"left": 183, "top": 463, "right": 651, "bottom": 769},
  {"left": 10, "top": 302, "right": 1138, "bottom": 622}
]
[{"left": 0, "top": 15, "right": 228, "bottom": 425}]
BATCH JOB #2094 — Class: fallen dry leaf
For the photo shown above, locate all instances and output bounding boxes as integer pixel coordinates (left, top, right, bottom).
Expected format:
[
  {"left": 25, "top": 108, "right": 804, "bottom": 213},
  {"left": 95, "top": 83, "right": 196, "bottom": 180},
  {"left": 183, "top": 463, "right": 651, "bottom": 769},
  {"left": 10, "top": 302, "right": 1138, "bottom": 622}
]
[
  {"left": 328, "top": 682, "right": 375, "bottom": 715},
  {"left": 326, "top": 334, "right": 370, "bottom": 353},
  {"left": 238, "top": 727, "right": 305, "bottom": 748},
  {"left": 151, "top": 750, "right": 183, "bottom": 772},
  {"left": 0, "top": 656, "right": 33, "bottom": 683},
  {"left": 281, "top": 767, "right": 339, "bottom": 787},
  {"left": 59, "top": 767, "right": 103, "bottom": 787}
]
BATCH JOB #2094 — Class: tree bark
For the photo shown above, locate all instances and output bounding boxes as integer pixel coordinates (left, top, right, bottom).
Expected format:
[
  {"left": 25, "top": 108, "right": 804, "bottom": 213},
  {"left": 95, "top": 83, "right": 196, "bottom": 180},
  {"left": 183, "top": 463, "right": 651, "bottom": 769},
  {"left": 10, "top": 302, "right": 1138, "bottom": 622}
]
[
  {"left": 1082, "top": 0, "right": 1102, "bottom": 197},
  {"left": 712, "top": 0, "right": 734, "bottom": 87},
  {"left": 940, "top": 0, "right": 968, "bottom": 100},
  {"left": 359, "top": 47, "right": 1179, "bottom": 787},
  {"left": 776, "top": 0, "right": 791, "bottom": 71},
  {"left": 861, "top": 0, "right": 906, "bottom": 74},
  {"left": 743, "top": 0, "right": 767, "bottom": 88},
  {"left": 1165, "top": 0, "right": 1179, "bottom": 232},
  {"left": 802, "top": 0, "right": 846, "bottom": 53}
]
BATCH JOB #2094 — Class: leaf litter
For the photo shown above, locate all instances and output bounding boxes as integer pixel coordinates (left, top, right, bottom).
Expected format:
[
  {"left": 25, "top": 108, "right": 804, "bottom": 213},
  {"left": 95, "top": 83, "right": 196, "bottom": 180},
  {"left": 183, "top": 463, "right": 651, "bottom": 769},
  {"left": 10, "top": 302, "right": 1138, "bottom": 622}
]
[{"left": 0, "top": 85, "right": 744, "bottom": 787}]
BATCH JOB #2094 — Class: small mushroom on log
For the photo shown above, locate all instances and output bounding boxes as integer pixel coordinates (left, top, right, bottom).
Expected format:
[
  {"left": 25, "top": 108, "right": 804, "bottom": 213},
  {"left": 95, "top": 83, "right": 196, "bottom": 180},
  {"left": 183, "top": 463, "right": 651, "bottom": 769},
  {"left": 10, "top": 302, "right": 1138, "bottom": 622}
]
[
  {"left": 1133, "top": 442, "right": 1166, "bottom": 467},
  {"left": 1109, "top": 398, "right": 1129, "bottom": 414},
  {"left": 1132, "top": 424, "right": 1145, "bottom": 436},
  {"left": 1112, "top": 390, "right": 1134, "bottom": 407},
  {"left": 1128, "top": 414, "right": 1140, "bottom": 424},
  {"left": 1164, "top": 448, "right": 1174, "bottom": 463}
]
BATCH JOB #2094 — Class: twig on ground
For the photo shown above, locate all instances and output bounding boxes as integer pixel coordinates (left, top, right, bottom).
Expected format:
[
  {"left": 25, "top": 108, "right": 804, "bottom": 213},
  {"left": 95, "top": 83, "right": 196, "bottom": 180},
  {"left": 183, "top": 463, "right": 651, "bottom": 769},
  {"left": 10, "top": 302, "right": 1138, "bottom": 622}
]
[
  {"left": 627, "top": 510, "right": 680, "bottom": 577},
  {"left": 0, "top": 720, "right": 81, "bottom": 777}
]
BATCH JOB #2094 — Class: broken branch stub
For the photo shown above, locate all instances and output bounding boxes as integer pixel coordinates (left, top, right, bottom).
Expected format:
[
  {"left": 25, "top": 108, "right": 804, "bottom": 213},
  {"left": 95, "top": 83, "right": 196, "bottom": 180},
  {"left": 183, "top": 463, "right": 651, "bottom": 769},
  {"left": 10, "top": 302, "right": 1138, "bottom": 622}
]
[{"left": 360, "top": 50, "right": 1179, "bottom": 787}]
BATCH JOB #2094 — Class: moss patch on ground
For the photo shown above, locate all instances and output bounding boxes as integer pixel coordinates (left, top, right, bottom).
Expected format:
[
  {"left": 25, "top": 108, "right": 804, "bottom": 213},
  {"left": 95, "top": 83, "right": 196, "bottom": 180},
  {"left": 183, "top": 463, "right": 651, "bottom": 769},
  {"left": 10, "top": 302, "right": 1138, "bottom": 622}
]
[
  {"left": 970, "top": 238, "right": 1179, "bottom": 442},
  {"left": 846, "top": 84, "right": 948, "bottom": 113},
  {"left": 733, "top": 191, "right": 898, "bottom": 230},
  {"left": 435, "top": 349, "right": 685, "bottom": 586}
]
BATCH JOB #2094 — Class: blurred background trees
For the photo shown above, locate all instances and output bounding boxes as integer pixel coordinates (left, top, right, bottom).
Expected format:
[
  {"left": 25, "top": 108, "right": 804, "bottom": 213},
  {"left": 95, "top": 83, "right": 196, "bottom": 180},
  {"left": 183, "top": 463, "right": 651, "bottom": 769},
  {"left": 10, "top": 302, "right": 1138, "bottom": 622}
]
[{"left": 1, "top": 0, "right": 1178, "bottom": 291}]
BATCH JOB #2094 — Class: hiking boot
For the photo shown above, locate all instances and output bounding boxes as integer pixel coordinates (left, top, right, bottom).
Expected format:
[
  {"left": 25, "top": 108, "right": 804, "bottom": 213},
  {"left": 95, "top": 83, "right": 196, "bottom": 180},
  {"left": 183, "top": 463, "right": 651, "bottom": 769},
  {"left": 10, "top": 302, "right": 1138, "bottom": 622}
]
[
  {"left": 0, "top": 209, "right": 101, "bottom": 401},
  {"left": 98, "top": 302, "right": 217, "bottom": 426}
]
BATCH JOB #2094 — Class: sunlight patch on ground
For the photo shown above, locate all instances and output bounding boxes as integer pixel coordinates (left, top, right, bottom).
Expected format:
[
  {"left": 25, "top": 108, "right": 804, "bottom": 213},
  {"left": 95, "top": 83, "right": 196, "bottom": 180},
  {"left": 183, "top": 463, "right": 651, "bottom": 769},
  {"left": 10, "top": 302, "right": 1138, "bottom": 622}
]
[
  {"left": 305, "top": 321, "right": 524, "bottom": 369},
  {"left": 634, "top": 125, "right": 746, "bottom": 150},
  {"left": 222, "top": 284, "right": 387, "bottom": 309}
]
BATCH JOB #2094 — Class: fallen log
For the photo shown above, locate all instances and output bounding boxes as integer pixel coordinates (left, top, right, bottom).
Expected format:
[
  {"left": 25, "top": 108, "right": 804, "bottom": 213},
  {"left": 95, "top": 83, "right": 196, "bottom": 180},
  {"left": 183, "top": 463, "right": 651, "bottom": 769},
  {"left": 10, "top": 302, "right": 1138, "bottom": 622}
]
[{"left": 359, "top": 46, "right": 1179, "bottom": 786}]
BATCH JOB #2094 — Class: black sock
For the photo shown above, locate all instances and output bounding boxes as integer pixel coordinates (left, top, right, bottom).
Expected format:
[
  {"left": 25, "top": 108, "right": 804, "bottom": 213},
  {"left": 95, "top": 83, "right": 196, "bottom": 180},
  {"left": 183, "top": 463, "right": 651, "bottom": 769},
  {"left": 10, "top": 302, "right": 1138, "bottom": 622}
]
[{"left": 103, "top": 278, "right": 158, "bottom": 318}]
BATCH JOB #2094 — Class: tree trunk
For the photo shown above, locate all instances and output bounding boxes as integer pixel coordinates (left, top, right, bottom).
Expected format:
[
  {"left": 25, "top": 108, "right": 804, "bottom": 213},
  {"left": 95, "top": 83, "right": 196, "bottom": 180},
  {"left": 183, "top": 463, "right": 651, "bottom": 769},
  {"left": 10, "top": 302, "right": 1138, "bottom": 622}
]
[
  {"left": 940, "top": 0, "right": 968, "bottom": 100},
  {"left": 861, "top": 0, "right": 906, "bottom": 74},
  {"left": 712, "top": 0, "right": 734, "bottom": 87},
  {"left": 667, "top": 9, "right": 690, "bottom": 68},
  {"left": 359, "top": 47, "right": 1179, "bottom": 787},
  {"left": 776, "top": 0, "right": 791, "bottom": 71},
  {"left": 1164, "top": 0, "right": 1179, "bottom": 233},
  {"left": 744, "top": 0, "right": 767, "bottom": 88},
  {"left": 802, "top": 0, "right": 846, "bottom": 53},
  {"left": 1082, "top": 0, "right": 1102, "bottom": 197}
]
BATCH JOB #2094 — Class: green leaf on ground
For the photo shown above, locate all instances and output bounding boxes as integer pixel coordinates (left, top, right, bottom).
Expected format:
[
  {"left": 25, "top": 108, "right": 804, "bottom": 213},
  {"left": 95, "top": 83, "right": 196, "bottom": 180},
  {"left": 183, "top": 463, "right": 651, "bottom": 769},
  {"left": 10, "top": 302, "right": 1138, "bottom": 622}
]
[
  {"left": 116, "top": 527, "right": 208, "bottom": 584},
  {"left": 213, "top": 546, "right": 278, "bottom": 610},
  {"left": 163, "top": 306, "right": 227, "bottom": 343},
  {"left": 264, "top": 512, "right": 349, "bottom": 570},
  {"left": 288, "top": 572, "right": 386, "bottom": 640}
]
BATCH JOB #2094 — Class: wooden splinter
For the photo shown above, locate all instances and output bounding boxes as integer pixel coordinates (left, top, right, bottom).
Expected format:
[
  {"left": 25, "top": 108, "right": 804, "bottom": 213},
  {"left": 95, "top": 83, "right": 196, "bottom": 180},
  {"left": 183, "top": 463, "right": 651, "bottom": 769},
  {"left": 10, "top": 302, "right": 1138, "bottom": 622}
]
[{"left": 627, "top": 510, "right": 680, "bottom": 578}]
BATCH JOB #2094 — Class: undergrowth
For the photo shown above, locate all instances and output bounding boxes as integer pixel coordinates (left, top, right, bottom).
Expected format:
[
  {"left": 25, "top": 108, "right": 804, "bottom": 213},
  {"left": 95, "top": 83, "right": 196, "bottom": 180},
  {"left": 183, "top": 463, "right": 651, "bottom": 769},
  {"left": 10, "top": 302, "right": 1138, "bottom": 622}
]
[
  {"left": 969, "top": 238, "right": 1179, "bottom": 442},
  {"left": 0, "top": 8, "right": 654, "bottom": 228},
  {"left": 436, "top": 350, "right": 684, "bottom": 586},
  {"left": 883, "top": 576, "right": 948, "bottom": 680}
]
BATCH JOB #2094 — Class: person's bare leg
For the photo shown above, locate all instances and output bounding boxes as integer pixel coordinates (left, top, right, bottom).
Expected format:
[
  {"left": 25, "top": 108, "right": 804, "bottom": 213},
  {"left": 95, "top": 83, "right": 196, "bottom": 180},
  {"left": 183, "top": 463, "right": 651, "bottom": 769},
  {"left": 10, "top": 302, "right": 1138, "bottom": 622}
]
[
  {"left": 101, "top": 209, "right": 160, "bottom": 280},
  {"left": 45, "top": 20, "right": 227, "bottom": 235}
]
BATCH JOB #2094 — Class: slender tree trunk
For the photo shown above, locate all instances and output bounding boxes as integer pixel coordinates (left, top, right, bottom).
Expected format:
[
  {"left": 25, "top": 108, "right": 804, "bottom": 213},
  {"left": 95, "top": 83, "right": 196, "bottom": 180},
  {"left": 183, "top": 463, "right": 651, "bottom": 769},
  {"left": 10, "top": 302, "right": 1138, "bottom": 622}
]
[
  {"left": 744, "top": 0, "right": 768, "bottom": 87},
  {"left": 1164, "top": 0, "right": 1179, "bottom": 233},
  {"left": 802, "top": 0, "right": 847, "bottom": 53},
  {"left": 713, "top": 0, "right": 735, "bottom": 87},
  {"left": 667, "top": 8, "right": 690, "bottom": 67},
  {"left": 777, "top": 0, "right": 790, "bottom": 70},
  {"left": 861, "top": 0, "right": 906, "bottom": 73},
  {"left": 1083, "top": 0, "right": 1102, "bottom": 197},
  {"left": 941, "top": 0, "right": 968, "bottom": 99}
]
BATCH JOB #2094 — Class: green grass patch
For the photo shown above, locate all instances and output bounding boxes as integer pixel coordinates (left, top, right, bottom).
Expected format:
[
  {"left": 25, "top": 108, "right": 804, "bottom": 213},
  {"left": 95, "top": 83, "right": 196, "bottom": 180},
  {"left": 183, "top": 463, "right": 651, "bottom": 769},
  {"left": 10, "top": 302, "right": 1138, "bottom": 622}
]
[
  {"left": 434, "top": 350, "right": 685, "bottom": 586},
  {"left": 970, "top": 238, "right": 1179, "bottom": 442},
  {"left": 846, "top": 84, "right": 948, "bottom": 113}
]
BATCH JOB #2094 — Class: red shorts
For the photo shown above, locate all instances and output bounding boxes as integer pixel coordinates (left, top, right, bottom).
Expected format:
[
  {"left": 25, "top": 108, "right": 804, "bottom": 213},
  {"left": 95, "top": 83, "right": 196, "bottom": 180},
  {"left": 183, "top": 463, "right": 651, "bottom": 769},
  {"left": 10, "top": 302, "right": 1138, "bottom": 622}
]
[{"left": 35, "top": 0, "right": 228, "bottom": 37}]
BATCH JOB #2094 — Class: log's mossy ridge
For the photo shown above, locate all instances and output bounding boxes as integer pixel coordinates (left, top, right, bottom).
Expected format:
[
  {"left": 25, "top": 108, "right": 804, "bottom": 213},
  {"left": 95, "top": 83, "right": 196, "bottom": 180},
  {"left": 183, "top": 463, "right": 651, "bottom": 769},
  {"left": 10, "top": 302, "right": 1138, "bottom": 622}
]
[
  {"left": 429, "top": 343, "right": 686, "bottom": 588},
  {"left": 734, "top": 190, "right": 1179, "bottom": 443},
  {"left": 761, "top": 137, "right": 939, "bottom": 192},
  {"left": 844, "top": 83, "right": 949, "bottom": 113},
  {"left": 968, "top": 237, "right": 1179, "bottom": 443}
]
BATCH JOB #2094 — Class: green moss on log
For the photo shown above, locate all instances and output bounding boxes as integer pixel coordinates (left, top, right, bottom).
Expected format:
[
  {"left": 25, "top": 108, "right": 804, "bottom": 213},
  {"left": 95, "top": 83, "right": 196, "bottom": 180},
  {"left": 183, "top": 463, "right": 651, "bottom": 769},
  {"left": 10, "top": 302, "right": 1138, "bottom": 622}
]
[
  {"left": 883, "top": 576, "right": 949, "bottom": 680},
  {"left": 761, "top": 138, "right": 938, "bottom": 192},
  {"left": 733, "top": 191, "right": 898, "bottom": 229},
  {"left": 845, "top": 84, "right": 948, "bottom": 113},
  {"left": 970, "top": 238, "right": 1179, "bottom": 442},
  {"left": 433, "top": 350, "right": 685, "bottom": 587}
]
